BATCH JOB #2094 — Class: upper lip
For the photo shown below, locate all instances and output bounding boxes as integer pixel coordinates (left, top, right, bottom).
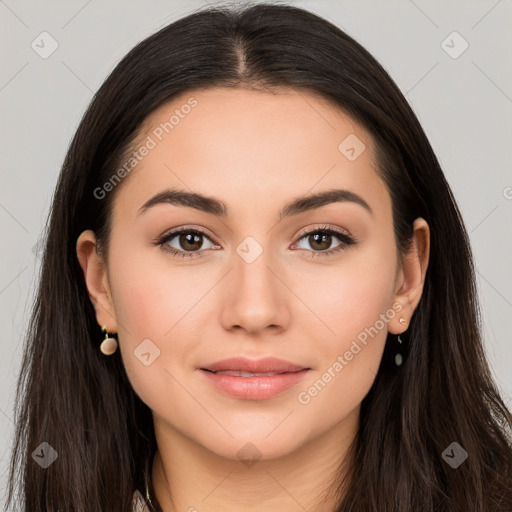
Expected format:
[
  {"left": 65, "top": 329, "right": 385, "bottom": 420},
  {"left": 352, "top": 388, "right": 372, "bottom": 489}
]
[{"left": 201, "top": 356, "right": 309, "bottom": 373}]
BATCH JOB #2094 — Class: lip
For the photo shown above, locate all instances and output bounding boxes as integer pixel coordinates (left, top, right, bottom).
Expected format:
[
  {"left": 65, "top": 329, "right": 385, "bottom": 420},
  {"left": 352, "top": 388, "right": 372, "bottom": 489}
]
[
  {"left": 200, "top": 369, "right": 310, "bottom": 400},
  {"left": 199, "top": 357, "right": 310, "bottom": 400},
  {"left": 201, "top": 356, "right": 308, "bottom": 373}
]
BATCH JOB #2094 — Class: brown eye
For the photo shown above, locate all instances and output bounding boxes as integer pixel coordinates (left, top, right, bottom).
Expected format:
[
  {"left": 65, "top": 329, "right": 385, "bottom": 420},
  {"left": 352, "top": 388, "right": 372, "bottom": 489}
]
[
  {"left": 307, "top": 232, "right": 335, "bottom": 251},
  {"left": 293, "top": 226, "right": 357, "bottom": 257},
  {"left": 177, "top": 232, "right": 204, "bottom": 251},
  {"left": 155, "top": 227, "right": 217, "bottom": 258}
]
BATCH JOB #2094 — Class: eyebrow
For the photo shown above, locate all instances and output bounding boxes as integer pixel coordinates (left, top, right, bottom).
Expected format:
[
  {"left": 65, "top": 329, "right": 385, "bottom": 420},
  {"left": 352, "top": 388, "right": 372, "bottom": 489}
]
[{"left": 137, "top": 187, "right": 373, "bottom": 219}]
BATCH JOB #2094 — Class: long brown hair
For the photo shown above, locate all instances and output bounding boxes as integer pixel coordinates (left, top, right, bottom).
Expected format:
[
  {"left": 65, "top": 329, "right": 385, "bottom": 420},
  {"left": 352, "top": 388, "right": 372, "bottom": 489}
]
[{"left": 5, "top": 3, "right": 512, "bottom": 511}]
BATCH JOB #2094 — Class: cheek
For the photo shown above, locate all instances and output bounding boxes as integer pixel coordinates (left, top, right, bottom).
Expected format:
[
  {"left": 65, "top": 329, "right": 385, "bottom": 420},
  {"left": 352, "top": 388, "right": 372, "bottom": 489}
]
[
  {"left": 291, "top": 243, "right": 397, "bottom": 411},
  {"left": 107, "top": 250, "right": 215, "bottom": 410},
  {"left": 293, "top": 279, "right": 393, "bottom": 429},
  {"left": 290, "top": 243, "right": 397, "bottom": 348},
  {"left": 109, "top": 244, "right": 209, "bottom": 338}
]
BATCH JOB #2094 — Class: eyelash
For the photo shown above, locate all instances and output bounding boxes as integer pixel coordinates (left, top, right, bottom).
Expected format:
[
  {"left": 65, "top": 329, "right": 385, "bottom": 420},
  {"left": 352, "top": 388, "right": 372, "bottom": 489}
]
[{"left": 154, "top": 225, "right": 357, "bottom": 259}]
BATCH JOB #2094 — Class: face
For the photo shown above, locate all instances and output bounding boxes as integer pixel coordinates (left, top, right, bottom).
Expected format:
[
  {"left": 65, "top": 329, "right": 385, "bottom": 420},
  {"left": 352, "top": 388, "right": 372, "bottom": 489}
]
[{"left": 80, "top": 87, "right": 424, "bottom": 462}]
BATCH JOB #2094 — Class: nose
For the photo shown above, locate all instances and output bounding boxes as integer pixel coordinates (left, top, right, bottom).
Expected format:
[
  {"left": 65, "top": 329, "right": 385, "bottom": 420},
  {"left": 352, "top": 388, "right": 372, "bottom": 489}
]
[{"left": 220, "top": 249, "right": 290, "bottom": 336}]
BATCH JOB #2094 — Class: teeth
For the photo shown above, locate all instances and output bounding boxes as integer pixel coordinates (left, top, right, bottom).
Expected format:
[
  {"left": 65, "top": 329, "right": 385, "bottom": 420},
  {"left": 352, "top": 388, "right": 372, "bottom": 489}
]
[{"left": 214, "top": 370, "right": 281, "bottom": 377}]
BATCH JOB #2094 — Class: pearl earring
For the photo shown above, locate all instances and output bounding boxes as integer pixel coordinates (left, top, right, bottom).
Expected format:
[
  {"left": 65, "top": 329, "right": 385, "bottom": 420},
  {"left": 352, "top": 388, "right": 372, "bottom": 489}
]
[{"left": 100, "top": 326, "right": 118, "bottom": 355}]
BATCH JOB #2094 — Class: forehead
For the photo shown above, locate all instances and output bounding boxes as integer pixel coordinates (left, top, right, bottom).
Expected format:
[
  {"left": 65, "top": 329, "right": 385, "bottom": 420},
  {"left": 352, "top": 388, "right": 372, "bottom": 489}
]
[{"left": 111, "top": 87, "right": 389, "bottom": 224}]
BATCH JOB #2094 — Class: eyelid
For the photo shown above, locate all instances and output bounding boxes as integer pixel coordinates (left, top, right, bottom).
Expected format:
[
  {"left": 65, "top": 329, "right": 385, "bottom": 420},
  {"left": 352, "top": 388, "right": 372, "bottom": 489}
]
[
  {"left": 156, "top": 225, "right": 218, "bottom": 243},
  {"left": 294, "top": 223, "right": 352, "bottom": 241}
]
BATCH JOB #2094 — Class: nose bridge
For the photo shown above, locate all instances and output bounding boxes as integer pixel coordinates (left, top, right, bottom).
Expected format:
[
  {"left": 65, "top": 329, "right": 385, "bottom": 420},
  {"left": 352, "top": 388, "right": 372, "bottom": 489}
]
[
  {"left": 236, "top": 240, "right": 275, "bottom": 294},
  {"left": 221, "top": 233, "right": 288, "bottom": 333}
]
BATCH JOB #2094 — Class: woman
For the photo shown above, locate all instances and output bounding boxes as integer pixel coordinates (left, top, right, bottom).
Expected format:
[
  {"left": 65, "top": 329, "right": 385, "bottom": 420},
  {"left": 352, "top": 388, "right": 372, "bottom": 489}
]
[{"left": 5, "top": 3, "right": 512, "bottom": 511}]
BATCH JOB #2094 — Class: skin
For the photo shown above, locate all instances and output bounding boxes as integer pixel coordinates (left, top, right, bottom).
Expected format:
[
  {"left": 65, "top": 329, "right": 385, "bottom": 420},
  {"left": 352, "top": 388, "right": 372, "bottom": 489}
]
[{"left": 77, "top": 87, "right": 430, "bottom": 511}]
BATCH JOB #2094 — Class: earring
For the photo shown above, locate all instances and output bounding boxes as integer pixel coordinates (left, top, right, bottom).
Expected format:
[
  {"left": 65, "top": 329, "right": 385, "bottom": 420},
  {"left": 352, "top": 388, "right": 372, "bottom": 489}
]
[
  {"left": 395, "top": 317, "right": 407, "bottom": 366},
  {"left": 395, "top": 334, "right": 404, "bottom": 366},
  {"left": 100, "top": 325, "right": 118, "bottom": 355}
]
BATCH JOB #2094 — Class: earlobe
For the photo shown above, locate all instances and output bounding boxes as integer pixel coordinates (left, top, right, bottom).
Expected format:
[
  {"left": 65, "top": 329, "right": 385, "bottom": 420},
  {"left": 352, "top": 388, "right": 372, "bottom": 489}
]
[{"left": 76, "top": 229, "right": 118, "bottom": 331}]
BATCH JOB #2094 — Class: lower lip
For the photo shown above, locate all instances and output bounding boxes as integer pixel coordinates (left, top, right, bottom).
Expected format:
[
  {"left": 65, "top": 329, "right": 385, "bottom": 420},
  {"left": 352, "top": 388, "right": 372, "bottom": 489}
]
[{"left": 200, "top": 369, "right": 310, "bottom": 400}]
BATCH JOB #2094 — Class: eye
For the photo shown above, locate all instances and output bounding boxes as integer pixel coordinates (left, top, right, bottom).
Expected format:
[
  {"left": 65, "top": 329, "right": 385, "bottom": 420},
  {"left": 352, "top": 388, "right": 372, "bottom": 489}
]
[
  {"left": 154, "top": 225, "right": 357, "bottom": 260},
  {"left": 154, "top": 227, "right": 218, "bottom": 259},
  {"left": 292, "top": 225, "right": 357, "bottom": 257}
]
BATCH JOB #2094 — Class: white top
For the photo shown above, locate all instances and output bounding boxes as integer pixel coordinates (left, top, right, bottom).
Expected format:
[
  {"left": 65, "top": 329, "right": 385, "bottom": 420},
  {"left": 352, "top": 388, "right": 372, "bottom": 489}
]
[{"left": 132, "top": 490, "right": 151, "bottom": 511}]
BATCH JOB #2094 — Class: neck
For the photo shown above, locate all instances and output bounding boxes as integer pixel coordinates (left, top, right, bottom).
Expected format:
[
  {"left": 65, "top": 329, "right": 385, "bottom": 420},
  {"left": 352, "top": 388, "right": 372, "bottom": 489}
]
[{"left": 150, "top": 408, "right": 358, "bottom": 512}]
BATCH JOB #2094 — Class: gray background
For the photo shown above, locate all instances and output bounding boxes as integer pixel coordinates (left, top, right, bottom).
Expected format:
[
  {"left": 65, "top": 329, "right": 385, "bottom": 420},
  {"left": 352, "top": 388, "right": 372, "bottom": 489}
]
[{"left": 1, "top": 0, "right": 511, "bottom": 506}]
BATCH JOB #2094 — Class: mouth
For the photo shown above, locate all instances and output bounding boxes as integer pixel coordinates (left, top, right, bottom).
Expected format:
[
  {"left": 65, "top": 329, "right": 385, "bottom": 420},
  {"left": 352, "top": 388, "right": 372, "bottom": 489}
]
[{"left": 199, "top": 366, "right": 311, "bottom": 400}]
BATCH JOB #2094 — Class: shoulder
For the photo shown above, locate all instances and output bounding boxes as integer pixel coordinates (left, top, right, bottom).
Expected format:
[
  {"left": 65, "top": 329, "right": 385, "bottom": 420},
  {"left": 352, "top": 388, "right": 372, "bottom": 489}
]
[{"left": 132, "top": 489, "right": 151, "bottom": 512}]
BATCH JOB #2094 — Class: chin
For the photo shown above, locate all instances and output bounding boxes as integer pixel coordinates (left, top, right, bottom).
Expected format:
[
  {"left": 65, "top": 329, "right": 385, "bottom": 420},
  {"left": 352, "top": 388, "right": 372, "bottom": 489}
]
[{"left": 193, "top": 422, "right": 309, "bottom": 463}]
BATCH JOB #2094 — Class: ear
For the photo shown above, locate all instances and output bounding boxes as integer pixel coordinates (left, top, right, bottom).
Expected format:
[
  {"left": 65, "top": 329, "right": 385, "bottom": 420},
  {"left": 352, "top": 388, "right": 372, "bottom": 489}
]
[
  {"left": 388, "top": 217, "right": 430, "bottom": 335},
  {"left": 76, "top": 229, "right": 118, "bottom": 332}
]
